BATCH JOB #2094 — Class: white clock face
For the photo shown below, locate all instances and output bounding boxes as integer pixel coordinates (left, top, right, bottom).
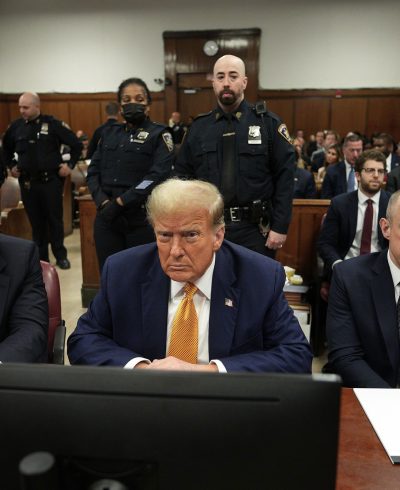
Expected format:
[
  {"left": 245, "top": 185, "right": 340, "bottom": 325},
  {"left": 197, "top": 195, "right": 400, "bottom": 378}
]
[{"left": 203, "top": 40, "right": 219, "bottom": 57}]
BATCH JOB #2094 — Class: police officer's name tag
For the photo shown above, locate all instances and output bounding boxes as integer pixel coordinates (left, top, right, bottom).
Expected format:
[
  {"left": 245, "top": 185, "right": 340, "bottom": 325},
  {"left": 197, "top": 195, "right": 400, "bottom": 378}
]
[
  {"left": 248, "top": 125, "right": 261, "bottom": 144},
  {"left": 40, "top": 123, "right": 49, "bottom": 135},
  {"left": 133, "top": 131, "right": 149, "bottom": 144},
  {"left": 135, "top": 180, "right": 153, "bottom": 190}
]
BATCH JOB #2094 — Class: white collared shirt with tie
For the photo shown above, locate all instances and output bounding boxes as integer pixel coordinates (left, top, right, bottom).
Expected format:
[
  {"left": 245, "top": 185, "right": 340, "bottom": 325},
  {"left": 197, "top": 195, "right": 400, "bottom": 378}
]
[
  {"left": 124, "top": 253, "right": 227, "bottom": 372},
  {"left": 345, "top": 190, "right": 381, "bottom": 260}
]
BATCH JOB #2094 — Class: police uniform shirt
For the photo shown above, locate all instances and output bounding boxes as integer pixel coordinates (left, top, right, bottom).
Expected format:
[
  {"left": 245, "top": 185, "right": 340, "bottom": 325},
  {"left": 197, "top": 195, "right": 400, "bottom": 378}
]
[
  {"left": 175, "top": 99, "right": 295, "bottom": 234},
  {"left": 2, "top": 115, "right": 82, "bottom": 174},
  {"left": 87, "top": 118, "right": 174, "bottom": 213}
]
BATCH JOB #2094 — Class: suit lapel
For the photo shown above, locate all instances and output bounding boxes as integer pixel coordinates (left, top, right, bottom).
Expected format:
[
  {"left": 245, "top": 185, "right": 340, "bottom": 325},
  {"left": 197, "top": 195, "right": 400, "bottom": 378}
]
[
  {"left": 140, "top": 260, "right": 170, "bottom": 359},
  {"left": 371, "top": 253, "right": 399, "bottom": 371},
  {"left": 208, "top": 247, "right": 240, "bottom": 359},
  {"left": 347, "top": 191, "right": 358, "bottom": 247},
  {"left": 378, "top": 192, "right": 389, "bottom": 248},
  {"left": 340, "top": 162, "right": 347, "bottom": 194},
  {"left": 0, "top": 256, "right": 8, "bottom": 328}
]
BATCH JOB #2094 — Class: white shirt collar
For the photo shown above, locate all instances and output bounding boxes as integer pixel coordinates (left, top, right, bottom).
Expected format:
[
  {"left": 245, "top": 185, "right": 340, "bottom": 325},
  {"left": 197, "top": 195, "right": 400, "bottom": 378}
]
[
  {"left": 387, "top": 250, "right": 400, "bottom": 290},
  {"left": 170, "top": 253, "right": 216, "bottom": 301},
  {"left": 357, "top": 189, "right": 380, "bottom": 205}
]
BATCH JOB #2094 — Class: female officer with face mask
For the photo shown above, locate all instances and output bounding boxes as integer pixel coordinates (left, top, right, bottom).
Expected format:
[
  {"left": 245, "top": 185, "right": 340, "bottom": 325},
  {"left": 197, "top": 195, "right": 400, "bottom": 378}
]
[{"left": 87, "top": 77, "right": 174, "bottom": 271}]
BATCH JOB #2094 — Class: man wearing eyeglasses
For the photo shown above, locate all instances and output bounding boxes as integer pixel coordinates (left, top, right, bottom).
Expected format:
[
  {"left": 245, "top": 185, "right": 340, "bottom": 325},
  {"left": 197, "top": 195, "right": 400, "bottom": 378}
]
[{"left": 318, "top": 149, "right": 390, "bottom": 279}]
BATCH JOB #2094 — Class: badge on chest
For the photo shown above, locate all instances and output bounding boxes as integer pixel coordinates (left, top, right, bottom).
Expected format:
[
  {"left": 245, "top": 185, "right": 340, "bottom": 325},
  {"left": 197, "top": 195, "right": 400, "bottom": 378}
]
[
  {"left": 131, "top": 131, "right": 149, "bottom": 144},
  {"left": 248, "top": 125, "right": 262, "bottom": 145}
]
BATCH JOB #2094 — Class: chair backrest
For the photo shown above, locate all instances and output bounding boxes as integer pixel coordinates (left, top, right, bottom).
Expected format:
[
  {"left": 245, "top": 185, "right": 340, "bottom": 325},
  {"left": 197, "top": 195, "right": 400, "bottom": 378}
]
[
  {"left": 0, "top": 176, "right": 21, "bottom": 210},
  {"left": 40, "top": 261, "right": 62, "bottom": 362}
]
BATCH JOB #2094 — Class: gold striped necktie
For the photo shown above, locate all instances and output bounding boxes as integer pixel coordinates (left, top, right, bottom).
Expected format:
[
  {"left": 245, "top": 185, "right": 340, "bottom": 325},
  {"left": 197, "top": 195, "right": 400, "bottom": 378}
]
[{"left": 168, "top": 282, "right": 198, "bottom": 364}]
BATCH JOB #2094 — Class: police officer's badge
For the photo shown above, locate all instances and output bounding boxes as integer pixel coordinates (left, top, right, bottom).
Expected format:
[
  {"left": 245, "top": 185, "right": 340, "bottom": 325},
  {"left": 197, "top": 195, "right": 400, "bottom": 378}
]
[
  {"left": 133, "top": 131, "right": 149, "bottom": 144},
  {"left": 248, "top": 125, "right": 262, "bottom": 145},
  {"left": 162, "top": 132, "right": 174, "bottom": 152},
  {"left": 278, "top": 124, "right": 293, "bottom": 144},
  {"left": 40, "top": 123, "right": 49, "bottom": 135}
]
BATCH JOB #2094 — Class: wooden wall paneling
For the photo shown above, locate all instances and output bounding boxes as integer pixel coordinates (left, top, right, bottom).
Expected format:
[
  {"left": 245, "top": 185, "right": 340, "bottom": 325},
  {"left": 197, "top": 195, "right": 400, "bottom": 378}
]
[
  {"left": 331, "top": 98, "right": 367, "bottom": 137},
  {"left": 265, "top": 98, "right": 294, "bottom": 133},
  {"left": 40, "top": 101, "right": 70, "bottom": 126},
  {"left": 69, "top": 100, "right": 101, "bottom": 137},
  {"left": 294, "top": 98, "right": 330, "bottom": 137},
  {"left": 276, "top": 199, "right": 330, "bottom": 282},
  {"left": 164, "top": 36, "right": 178, "bottom": 120},
  {"left": 0, "top": 102, "right": 11, "bottom": 134},
  {"left": 366, "top": 97, "right": 400, "bottom": 141},
  {"left": 78, "top": 196, "right": 100, "bottom": 306},
  {"left": 149, "top": 92, "right": 166, "bottom": 125}
]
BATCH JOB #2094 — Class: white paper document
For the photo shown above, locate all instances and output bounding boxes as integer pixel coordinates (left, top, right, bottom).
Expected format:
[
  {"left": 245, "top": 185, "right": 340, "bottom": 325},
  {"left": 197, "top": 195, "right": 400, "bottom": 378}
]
[{"left": 354, "top": 388, "right": 400, "bottom": 464}]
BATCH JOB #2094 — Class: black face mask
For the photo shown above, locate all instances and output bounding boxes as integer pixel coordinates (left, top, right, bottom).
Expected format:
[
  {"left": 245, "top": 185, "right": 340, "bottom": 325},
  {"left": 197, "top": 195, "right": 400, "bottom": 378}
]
[{"left": 122, "top": 103, "right": 146, "bottom": 124}]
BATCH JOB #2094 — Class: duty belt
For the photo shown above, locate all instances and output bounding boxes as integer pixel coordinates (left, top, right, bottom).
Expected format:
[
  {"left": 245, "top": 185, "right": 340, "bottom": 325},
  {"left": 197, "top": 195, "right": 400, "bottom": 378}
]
[{"left": 224, "top": 206, "right": 250, "bottom": 223}]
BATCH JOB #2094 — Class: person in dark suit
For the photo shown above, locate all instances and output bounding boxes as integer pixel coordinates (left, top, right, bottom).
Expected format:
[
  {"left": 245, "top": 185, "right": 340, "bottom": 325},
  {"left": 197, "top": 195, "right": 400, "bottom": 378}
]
[
  {"left": 321, "top": 133, "right": 363, "bottom": 199},
  {"left": 386, "top": 165, "right": 400, "bottom": 193},
  {"left": 294, "top": 166, "right": 317, "bottom": 198},
  {"left": 371, "top": 132, "right": 400, "bottom": 174},
  {"left": 327, "top": 189, "right": 400, "bottom": 387},
  {"left": 86, "top": 101, "right": 119, "bottom": 160},
  {"left": 318, "top": 149, "right": 390, "bottom": 278},
  {"left": 68, "top": 178, "right": 312, "bottom": 373},
  {"left": 0, "top": 235, "right": 48, "bottom": 362}
]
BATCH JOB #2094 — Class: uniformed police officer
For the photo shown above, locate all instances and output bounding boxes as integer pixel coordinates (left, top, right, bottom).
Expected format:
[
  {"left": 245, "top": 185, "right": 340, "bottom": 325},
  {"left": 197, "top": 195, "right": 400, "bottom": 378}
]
[
  {"left": 175, "top": 54, "right": 295, "bottom": 256},
  {"left": 2, "top": 92, "right": 82, "bottom": 269},
  {"left": 87, "top": 77, "right": 174, "bottom": 271}
]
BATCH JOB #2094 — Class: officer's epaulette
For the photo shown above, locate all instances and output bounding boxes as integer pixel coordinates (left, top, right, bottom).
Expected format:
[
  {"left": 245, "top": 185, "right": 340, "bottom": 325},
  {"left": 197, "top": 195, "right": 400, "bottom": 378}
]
[
  {"left": 194, "top": 110, "right": 213, "bottom": 120},
  {"left": 151, "top": 121, "right": 168, "bottom": 128}
]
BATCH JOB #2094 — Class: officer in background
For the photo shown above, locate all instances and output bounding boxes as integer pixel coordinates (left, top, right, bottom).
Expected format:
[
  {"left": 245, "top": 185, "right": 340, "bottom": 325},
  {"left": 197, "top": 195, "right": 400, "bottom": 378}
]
[
  {"left": 86, "top": 101, "right": 119, "bottom": 160},
  {"left": 168, "top": 111, "right": 187, "bottom": 145},
  {"left": 175, "top": 54, "right": 295, "bottom": 256},
  {"left": 2, "top": 92, "right": 81, "bottom": 269},
  {"left": 87, "top": 77, "right": 174, "bottom": 271}
]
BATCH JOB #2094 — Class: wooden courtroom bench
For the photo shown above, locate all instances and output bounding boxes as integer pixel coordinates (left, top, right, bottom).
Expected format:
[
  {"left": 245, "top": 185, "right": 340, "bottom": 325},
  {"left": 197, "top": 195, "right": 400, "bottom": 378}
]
[
  {"left": 0, "top": 174, "right": 74, "bottom": 240},
  {"left": 78, "top": 196, "right": 331, "bottom": 309}
]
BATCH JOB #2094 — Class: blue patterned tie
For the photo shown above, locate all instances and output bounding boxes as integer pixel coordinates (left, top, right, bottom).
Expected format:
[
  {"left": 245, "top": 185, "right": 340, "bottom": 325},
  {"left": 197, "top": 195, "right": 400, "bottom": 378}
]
[{"left": 347, "top": 166, "right": 355, "bottom": 192}]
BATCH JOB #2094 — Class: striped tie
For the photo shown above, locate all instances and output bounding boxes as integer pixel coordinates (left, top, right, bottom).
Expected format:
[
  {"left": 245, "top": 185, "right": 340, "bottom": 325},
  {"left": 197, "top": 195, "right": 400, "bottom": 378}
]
[{"left": 168, "top": 283, "right": 198, "bottom": 364}]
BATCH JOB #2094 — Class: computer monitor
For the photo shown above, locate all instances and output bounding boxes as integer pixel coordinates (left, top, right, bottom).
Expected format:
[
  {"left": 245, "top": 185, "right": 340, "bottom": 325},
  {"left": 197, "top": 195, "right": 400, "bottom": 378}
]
[{"left": 0, "top": 364, "right": 341, "bottom": 490}]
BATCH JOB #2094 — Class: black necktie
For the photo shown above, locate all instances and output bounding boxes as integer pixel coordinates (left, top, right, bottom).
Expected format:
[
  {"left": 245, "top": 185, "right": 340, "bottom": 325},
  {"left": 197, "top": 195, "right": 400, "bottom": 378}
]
[
  {"left": 360, "top": 199, "right": 373, "bottom": 255},
  {"left": 221, "top": 113, "right": 236, "bottom": 205}
]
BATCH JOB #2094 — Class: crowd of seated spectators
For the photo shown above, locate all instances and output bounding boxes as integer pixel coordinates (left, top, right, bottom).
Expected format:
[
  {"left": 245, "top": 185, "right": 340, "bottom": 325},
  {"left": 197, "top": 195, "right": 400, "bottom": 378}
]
[{"left": 291, "top": 129, "right": 400, "bottom": 198}]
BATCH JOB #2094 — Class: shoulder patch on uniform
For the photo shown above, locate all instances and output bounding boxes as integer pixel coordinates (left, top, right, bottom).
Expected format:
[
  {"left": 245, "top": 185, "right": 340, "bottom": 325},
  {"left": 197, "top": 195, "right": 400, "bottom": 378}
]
[
  {"left": 61, "top": 121, "right": 71, "bottom": 130},
  {"left": 278, "top": 123, "right": 293, "bottom": 144},
  {"left": 162, "top": 132, "right": 174, "bottom": 152}
]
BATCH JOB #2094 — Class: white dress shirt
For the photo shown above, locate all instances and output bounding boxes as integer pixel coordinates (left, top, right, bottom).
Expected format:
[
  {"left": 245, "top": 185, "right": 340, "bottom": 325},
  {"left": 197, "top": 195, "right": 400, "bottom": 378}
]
[
  {"left": 125, "top": 254, "right": 227, "bottom": 372},
  {"left": 345, "top": 160, "right": 358, "bottom": 192},
  {"left": 345, "top": 190, "right": 381, "bottom": 260},
  {"left": 387, "top": 250, "right": 400, "bottom": 304}
]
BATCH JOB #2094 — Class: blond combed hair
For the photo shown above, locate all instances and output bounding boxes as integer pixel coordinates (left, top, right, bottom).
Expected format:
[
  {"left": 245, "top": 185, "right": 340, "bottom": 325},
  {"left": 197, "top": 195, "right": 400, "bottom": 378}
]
[{"left": 146, "top": 178, "right": 225, "bottom": 228}]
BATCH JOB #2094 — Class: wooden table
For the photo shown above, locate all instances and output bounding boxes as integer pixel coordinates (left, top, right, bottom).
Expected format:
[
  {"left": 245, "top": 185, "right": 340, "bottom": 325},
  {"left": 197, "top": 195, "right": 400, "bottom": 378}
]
[{"left": 337, "top": 389, "right": 400, "bottom": 489}]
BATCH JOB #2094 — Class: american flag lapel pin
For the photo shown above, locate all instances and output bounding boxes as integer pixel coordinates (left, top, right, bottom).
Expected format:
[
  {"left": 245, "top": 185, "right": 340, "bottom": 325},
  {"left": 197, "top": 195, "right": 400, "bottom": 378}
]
[{"left": 225, "top": 298, "right": 233, "bottom": 307}]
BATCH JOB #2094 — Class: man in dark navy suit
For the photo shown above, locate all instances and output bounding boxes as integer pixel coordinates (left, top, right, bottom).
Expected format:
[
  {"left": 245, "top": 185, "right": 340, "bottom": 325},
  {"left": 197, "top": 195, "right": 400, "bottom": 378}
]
[
  {"left": 318, "top": 149, "right": 390, "bottom": 279},
  {"left": 0, "top": 235, "right": 48, "bottom": 362},
  {"left": 321, "top": 133, "right": 363, "bottom": 199},
  {"left": 68, "top": 178, "right": 312, "bottom": 373},
  {"left": 372, "top": 133, "right": 400, "bottom": 174},
  {"left": 327, "top": 189, "right": 400, "bottom": 387}
]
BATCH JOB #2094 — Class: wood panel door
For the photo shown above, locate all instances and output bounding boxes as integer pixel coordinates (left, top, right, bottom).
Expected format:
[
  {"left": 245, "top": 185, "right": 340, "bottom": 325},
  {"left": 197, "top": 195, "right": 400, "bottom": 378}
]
[
  {"left": 164, "top": 29, "right": 261, "bottom": 123},
  {"left": 177, "top": 73, "right": 215, "bottom": 122}
]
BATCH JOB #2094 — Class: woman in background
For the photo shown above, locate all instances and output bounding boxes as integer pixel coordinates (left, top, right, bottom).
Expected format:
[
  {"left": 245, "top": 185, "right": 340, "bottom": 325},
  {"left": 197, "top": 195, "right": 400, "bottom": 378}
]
[
  {"left": 316, "top": 144, "right": 342, "bottom": 184},
  {"left": 87, "top": 77, "right": 174, "bottom": 270}
]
